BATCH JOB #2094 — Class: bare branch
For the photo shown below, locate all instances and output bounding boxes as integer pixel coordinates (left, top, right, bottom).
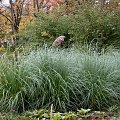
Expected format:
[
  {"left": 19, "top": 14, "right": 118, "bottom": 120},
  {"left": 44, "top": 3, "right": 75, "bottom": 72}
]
[{"left": 0, "top": 12, "right": 12, "bottom": 23}]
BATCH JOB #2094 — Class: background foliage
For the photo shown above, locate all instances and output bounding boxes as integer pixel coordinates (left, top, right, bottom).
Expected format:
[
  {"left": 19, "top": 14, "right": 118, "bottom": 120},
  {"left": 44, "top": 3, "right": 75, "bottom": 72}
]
[{"left": 16, "top": 4, "right": 120, "bottom": 50}]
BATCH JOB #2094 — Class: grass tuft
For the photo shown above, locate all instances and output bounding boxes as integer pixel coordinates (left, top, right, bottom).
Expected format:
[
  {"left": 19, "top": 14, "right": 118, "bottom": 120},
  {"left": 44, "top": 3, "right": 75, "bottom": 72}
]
[{"left": 0, "top": 49, "right": 120, "bottom": 112}]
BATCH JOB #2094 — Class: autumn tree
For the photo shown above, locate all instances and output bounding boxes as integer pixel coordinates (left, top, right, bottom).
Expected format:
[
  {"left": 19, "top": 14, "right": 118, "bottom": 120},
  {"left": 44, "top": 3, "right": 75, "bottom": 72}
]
[{"left": 0, "top": 0, "right": 25, "bottom": 33}]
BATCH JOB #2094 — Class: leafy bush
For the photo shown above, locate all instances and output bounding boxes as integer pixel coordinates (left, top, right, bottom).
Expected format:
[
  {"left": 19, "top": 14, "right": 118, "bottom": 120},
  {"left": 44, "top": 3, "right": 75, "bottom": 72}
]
[
  {"left": 0, "top": 49, "right": 120, "bottom": 112},
  {"left": 16, "top": 4, "right": 120, "bottom": 50}
]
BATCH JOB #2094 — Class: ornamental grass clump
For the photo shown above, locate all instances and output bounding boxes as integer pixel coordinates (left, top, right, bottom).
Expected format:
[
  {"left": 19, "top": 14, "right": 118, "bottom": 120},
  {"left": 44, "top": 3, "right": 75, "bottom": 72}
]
[{"left": 0, "top": 49, "right": 120, "bottom": 112}]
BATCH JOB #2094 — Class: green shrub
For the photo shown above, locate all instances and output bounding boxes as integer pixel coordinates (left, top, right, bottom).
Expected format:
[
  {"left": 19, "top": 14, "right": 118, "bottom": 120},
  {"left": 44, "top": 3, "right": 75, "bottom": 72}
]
[
  {"left": 16, "top": 4, "right": 120, "bottom": 50},
  {"left": 0, "top": 49, "right": 120, "bottom": 112}
]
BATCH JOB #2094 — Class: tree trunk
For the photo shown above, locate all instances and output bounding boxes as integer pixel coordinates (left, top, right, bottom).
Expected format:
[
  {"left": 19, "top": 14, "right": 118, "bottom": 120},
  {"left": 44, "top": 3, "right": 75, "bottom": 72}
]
[{"left": 9, "top": 0, "right": 15, "bottom": 35}]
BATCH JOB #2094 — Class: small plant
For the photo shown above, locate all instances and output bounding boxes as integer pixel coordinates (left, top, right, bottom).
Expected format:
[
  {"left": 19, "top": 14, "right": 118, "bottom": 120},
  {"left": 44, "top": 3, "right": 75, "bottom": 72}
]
[
  {"left": 77, "top": 108, "right": 91, "bottom": 115},
  {"left": 108, "top": 105, "right": 119, "bottom": 113}
]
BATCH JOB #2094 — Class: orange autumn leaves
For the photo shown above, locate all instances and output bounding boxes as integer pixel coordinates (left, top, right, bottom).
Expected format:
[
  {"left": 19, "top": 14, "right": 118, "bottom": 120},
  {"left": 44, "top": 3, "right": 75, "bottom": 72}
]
[{"left": 42, "top": 0, "right": 63, "bottom": 12}]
